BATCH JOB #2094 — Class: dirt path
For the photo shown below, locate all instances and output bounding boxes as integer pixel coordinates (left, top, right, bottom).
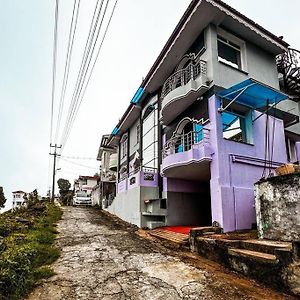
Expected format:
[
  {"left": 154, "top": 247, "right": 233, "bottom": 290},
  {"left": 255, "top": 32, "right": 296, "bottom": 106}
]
[{"left": 26, "top": 207, "right": 294, "bottom": 300}]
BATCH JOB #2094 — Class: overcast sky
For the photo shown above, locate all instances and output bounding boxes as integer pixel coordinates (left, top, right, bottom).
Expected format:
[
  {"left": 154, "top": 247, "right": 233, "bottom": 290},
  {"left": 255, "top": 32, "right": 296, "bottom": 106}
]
[{"left": 1, "top": 0, "right": 299, "bottom": 211}]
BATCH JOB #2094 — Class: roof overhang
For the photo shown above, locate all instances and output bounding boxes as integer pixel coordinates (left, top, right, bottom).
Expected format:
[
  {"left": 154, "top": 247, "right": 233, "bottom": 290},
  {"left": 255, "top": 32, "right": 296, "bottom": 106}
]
[{"left": 142, "top": 0, "right": 288, "bottom": 94}]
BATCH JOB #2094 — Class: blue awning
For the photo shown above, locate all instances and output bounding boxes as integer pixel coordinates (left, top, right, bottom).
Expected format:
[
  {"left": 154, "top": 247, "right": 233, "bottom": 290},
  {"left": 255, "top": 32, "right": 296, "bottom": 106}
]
[{"left": 217, "top": 78, "right": 288, "bottom": 109}]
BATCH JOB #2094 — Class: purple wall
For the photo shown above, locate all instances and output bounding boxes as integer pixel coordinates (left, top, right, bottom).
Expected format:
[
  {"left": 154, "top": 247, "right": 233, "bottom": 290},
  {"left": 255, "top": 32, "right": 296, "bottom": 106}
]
[{"left": 208, "top": 95, "right": 287, "bottom": 232}]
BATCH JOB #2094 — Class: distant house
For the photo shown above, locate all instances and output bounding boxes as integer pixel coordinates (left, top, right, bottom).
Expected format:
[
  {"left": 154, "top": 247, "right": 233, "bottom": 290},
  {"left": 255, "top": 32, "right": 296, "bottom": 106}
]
[
  {"left": 101, "top": 0, "right": 300, "bottom": 231},
  {"left": 73, "top": 175, "right": 99, "bottom": 206},
  {"left": 12, "top": 191, "right": 27, "bottom": 209},
  {"left": 97, "top": 134, "right": 117, "bottom": 208}
]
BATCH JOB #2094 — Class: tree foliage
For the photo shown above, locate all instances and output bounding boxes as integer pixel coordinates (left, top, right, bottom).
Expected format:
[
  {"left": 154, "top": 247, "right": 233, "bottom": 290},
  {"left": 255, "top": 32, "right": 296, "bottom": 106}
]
[
  {"left": 57, "top": 178, "right": 73, "bottom": 206},
  {"left": 0, "top": 186, "right": 6, "bottom": 208}
]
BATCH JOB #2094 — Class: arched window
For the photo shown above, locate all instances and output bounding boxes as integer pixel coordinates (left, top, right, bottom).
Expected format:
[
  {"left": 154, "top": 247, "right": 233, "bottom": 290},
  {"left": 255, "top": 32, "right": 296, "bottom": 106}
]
[{"left": 171, "top": 118, "right": 205, "bottom": 153}]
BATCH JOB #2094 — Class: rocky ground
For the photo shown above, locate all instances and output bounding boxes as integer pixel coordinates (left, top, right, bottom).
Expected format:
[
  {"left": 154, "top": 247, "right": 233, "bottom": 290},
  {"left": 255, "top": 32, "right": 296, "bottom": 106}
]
[{"left": 26, "top": 207, "right": 295, "bottom": 300}]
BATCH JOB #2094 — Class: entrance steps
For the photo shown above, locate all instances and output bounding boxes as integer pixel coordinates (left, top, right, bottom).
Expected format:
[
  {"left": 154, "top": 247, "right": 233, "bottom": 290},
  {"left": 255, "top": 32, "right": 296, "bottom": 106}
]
[
  {"left": 191, "top": 232, "right": 295, "bottom": 293},
  {"left": 239, "top": 239, "right": 292, "bottom": 255},
  {"left": 228, "top": 248, "right": 277, "bottom": 263},
  {"left": 149, "top": 228, "right": 189, "bottom": 245}
]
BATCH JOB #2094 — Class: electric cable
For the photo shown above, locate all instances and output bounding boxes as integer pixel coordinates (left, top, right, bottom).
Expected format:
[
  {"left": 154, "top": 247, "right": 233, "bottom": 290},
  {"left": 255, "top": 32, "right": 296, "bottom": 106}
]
[
  {"left": 49, "top": 0, "right": 59, "bottom": 144},
  {"left": 60, "top": 0, "right": 103, "bottom": 146},
  {"left": 62, "top": 0, "right": 118, "bottom": 148},
  {"left": 55, "top": 0, "right": 81, "bottom": 143},
  {"left": 62, "top": 0, "right": 110, "bottom": 147}
]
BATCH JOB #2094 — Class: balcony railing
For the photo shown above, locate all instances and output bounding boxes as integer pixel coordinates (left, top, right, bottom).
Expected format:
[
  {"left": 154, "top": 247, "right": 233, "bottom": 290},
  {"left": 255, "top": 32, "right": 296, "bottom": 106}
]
[
  {"left": 162, "top": 128, "right": 210, "bottom": 159},
  {"left": 161, "top": 60, "right": 207, "bottom": 99},
  {"left": 118, "top": 166, "right": 157, "bottom": 183}
]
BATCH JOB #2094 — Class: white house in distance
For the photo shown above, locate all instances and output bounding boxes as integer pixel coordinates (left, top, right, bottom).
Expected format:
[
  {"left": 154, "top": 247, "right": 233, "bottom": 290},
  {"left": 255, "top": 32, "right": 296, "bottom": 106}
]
[
  {"left": 73, "top": 175, "right": 99, "bottom": 206},
  {"left": 12, "top": 191, "right": 27, "bottom": 209}
]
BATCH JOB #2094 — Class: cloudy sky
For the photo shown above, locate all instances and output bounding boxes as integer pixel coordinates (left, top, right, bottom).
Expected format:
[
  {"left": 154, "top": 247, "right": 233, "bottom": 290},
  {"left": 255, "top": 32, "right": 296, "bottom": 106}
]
[{"left": 1, "top": 0, "right": 299, "bottom": 210}]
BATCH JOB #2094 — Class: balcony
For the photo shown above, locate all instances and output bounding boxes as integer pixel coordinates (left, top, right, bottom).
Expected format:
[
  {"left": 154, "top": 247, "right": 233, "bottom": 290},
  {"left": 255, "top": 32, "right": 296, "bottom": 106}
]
[
  {"left": 161, "top": 128, "right": 213, "bottom": 180},
  {"left": 109, "top": 153, "right": 118, "bottom": 171},
  {"left": 161, "top": 60, "right": 209, "bottom": 125}
]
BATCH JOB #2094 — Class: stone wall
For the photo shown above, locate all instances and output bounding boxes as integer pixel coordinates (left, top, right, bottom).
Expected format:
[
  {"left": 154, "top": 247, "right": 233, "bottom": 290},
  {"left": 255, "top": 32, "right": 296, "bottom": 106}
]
[{"left": 255, "top": 173, "right": 300, "bottom": 241}]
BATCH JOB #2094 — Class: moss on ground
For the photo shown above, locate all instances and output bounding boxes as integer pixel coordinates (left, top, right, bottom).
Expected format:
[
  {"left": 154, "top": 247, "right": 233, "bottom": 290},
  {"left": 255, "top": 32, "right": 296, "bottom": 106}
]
[{"left": 0, "top": 202, "right": 62, "bottom": 300}]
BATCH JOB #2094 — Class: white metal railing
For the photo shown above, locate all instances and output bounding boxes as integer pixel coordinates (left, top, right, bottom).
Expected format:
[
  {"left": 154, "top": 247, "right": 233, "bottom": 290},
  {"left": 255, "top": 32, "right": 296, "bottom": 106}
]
[
  {"left": 161, "top": 60, "right": 207, "bottom": 98},
  {"left": 162, "top": 128, "right": 210, "bottom": 159},
  {"left": 118, "top": 166, "right": 157, "bottom": 183}
]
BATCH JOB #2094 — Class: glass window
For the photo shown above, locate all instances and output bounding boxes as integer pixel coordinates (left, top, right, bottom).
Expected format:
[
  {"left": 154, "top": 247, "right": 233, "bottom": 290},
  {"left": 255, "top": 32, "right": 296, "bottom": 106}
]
[
  {"left": 136, "top": 124, "right": 140, "bottom": 145},
  {"left": 222, "top": 111, "right": 250, "bottom": 143},
  {"left": 120, "top": 135, "right": 128, "bottom": 159},
  {"left": 194, "top": 123, "right": 203, "bottom": 143},
  {"left": 218, "top": 35, "right": 241, "bottom": 69},
  {"left": 142, "top": 104, "right": 158, "bottom": 169}
]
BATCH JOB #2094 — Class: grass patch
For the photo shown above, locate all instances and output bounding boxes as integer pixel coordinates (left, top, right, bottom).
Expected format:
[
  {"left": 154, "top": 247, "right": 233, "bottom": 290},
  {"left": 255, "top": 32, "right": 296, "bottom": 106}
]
[{"left": 0, "top": 202, "right": 62, "bottom": 300}]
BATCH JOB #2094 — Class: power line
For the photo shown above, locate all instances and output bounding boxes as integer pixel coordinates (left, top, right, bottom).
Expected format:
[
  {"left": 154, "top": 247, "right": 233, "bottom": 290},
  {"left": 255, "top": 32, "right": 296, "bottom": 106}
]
[
  {"left": 48, "top": 0, "right": 59, "bottom": 197},
  {"left": 60, "top": 0, "right": 104, "bottom": 146},
  {"left": 60, "top": 157, "right": 99, "bottom": 169},
  {"left": 61, "top": 0, "right": 118, "bottom": 149},
  {"left": 61, "top": 155, "right": 96, "bottom": 160},
  {"left": 49, "top": 0, "right": 59, "bottom": 144},
  {"left": 61, "top": 0, "right": 109, "bottom": 146},
  {"left": 55, "top": 0, "right": 81, "bottom": 143}
]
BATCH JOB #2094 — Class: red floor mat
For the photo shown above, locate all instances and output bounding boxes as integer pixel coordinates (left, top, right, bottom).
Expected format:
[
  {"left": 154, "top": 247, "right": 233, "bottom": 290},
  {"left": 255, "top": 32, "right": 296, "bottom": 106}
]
[{"left": 159, "top": 226, "right": 196, "bottom": 235}]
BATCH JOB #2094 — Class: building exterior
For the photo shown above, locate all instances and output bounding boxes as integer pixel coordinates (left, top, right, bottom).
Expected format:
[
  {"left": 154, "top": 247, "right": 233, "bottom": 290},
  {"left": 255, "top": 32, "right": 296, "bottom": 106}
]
[
  {"left": 73, "top": 175, "right": 99, "bottom": 206},
  {"left": 101, "top": 0, "right": 300, "bottom": 232},
  {"left": 97, "top": 135, "right": 117, "bottom": 208},
  {"left": 12, "top": 191, "right": 27, "bottom": 209}
]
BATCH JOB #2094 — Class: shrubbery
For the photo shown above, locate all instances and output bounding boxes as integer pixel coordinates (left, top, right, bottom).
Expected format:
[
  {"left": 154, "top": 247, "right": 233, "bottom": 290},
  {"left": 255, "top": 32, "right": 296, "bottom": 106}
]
[{"left": 0, "top": 201, "right": 62, "bottom": 300}]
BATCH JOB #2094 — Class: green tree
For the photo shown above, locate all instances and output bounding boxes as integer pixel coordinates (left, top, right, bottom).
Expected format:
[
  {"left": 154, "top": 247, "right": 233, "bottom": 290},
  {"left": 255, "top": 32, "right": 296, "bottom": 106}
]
[
  {"left": 57, "top": 178, "right": 73, "bottom": 206},
  {"left": 27, "top": 189, "right": 39, "bottom": 208},
  {"left": 0, "top": 187, "right": 6, "bottom": 208}
]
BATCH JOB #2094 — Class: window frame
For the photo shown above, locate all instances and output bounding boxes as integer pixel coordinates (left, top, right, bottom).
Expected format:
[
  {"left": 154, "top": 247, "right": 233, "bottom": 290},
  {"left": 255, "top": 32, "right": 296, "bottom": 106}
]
[
  {"left": 217, "top": 28, "right": 247, "bottom": 72},
  {"left": 221, "top": 109, "right": 253, "bottom": 145}
]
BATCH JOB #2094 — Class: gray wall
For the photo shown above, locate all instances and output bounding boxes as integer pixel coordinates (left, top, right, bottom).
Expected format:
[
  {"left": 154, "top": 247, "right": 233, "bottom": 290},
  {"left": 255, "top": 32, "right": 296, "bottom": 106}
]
[
  {"left": 255, "top": 173, "right": 300, "bottom": 241},
  {"left": 106, "top": 187, "right": 141, "bottom": 226},
  {"left": 205, "top": 24, "right": 280, "bottom": 89}
]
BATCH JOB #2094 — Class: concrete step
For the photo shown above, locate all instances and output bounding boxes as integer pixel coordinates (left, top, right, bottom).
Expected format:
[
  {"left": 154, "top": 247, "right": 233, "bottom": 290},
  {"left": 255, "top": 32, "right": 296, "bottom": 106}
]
[
  {"left": 190, "top": 226, "right": 223, "bottom": 238},
  {"left": 149, "top": 229, "right": 188, "bottom": 245},
  {"left": 240, "top": 239, "right": 292, "bottom": 255},
  {"left": 228, "top": 248, "right": 277, "bottom": 264}
]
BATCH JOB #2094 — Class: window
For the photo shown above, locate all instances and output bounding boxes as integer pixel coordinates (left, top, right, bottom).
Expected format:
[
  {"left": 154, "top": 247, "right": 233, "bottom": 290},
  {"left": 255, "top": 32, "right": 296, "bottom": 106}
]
[
  {"left": 136, "top": 124, "right": 140, "bottom": 145},
  {"left": 222, "top": 111, "right": 252, "bottom": 144},
  {"left": 120, "top": 134, "right": 128, "bottom": 159},
  {"left": 142, "top": 103, "right": 158, "bottom": 169},
  {"left": 218, "top": 35, "right": 241, "bottom": 69}
]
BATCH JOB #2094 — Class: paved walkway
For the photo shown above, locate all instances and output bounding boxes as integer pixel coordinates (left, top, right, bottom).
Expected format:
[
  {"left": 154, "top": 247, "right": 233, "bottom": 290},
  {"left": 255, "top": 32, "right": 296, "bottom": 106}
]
[{"left": 26, "top": 207, "right": 294, "bottom": 300}]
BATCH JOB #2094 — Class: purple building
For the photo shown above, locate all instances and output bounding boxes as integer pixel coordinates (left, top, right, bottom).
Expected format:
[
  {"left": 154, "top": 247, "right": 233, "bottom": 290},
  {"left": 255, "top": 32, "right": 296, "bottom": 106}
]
[{"left": 101, "top": 0, "right": 300, "bottom": 232}]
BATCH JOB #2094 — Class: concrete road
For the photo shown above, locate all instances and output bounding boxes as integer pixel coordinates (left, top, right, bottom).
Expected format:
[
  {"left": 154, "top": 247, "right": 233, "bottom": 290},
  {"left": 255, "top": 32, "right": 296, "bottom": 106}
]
[{"left": 26, "top": 207, "right": 294, "bottom": 300}]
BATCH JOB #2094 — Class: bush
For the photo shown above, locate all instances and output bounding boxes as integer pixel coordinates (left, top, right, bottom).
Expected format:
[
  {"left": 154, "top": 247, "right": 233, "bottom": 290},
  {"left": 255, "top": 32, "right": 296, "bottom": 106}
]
[{"left": 0, "top": 202, "right": 62, "bottom": 300}]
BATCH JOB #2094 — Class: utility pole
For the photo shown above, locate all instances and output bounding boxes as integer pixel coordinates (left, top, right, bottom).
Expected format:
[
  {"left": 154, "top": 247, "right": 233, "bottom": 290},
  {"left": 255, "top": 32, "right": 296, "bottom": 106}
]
[{"left": 49, "top": 144, "right": 62, "bottom": 202}]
